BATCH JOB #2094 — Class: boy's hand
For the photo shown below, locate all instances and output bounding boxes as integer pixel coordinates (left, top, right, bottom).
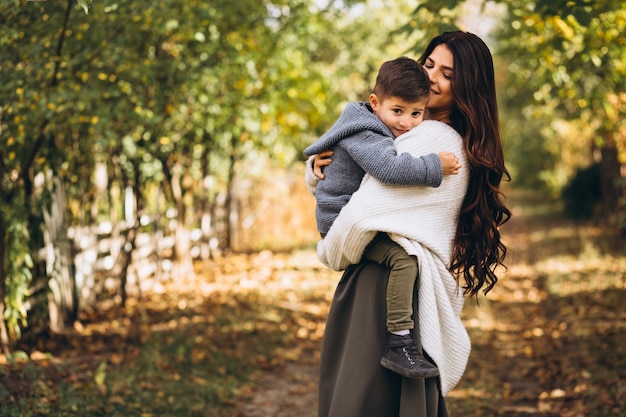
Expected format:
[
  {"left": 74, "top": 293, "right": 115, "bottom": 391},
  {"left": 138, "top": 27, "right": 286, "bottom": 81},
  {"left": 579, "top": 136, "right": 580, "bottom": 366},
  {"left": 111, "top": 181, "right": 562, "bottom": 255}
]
[
  {"left": 438, "top": 151, "right": 462, "bottom": 175},
  {"left": 313, "top": 150, "right": 334, "bottom": 179}
]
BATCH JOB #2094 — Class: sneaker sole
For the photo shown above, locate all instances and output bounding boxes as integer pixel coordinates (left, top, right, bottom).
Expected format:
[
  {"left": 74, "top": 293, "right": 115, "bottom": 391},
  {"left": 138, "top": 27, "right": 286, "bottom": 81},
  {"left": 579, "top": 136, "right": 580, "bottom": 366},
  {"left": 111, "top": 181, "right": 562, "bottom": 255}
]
[{"left": 380, "top": 358, "right": 440, "bottom": 379}]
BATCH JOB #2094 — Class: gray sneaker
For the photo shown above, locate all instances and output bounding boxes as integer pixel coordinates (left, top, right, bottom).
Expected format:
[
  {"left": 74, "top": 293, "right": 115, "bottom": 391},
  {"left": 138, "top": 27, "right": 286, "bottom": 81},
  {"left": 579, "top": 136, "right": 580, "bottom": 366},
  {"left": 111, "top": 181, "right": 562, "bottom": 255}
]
[{"left": 380, "top": 333, "right": 439, "bottom": 379}]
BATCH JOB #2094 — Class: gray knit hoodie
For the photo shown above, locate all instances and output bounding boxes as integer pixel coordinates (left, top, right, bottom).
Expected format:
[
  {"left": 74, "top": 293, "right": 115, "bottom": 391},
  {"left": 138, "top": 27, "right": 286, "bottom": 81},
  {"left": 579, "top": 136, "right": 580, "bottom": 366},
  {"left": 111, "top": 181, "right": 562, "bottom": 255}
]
[{"left": 304, "top": 102, "right": 442, "bottom": 235}]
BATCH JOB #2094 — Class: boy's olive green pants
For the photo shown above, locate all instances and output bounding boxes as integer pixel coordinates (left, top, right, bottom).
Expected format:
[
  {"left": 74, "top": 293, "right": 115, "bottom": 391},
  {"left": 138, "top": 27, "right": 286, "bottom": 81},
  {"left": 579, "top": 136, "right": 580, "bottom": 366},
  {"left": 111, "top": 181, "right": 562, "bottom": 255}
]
[{"left": 363, "top": 232, "right": 418, "bottom": 332}]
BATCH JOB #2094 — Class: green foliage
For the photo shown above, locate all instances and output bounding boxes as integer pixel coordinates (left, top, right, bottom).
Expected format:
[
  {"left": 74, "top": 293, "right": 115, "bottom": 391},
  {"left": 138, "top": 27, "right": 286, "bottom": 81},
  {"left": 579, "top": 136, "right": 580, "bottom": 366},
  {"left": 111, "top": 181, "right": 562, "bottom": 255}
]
[
  {"left": 495, "top": 0, "right": 626, "bottom": 192},
  {"left": 499, "top": 106, "right": 556, "bottom": 190},
  {"left": 2, "top": 0, "right": 440, "bottom": 343},
  {"left": 395, "top": 0, "right": 464, "bottom": 55},
  {"left": 1, "top": 211, "right": 33, "bottom": 341},
  {"left": 77, "top": 0, "right": 92, "bottom": 14},
  {"left": 498, "top": 1, "right": 626, "bottom": 121}
]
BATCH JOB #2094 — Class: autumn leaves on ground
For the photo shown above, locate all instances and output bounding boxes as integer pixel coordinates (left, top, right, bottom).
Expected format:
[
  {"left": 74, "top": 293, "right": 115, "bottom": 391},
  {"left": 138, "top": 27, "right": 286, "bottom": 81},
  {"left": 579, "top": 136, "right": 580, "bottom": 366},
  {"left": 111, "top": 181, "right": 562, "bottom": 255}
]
[{"left": 1, "top": 195, "right": 625, "bottom": 417}]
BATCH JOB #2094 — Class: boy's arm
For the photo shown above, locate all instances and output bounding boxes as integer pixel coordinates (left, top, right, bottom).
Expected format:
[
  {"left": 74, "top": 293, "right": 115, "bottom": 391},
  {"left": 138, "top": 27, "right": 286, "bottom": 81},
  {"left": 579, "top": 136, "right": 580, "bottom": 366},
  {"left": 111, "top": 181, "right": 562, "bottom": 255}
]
[{"left": 346, "top": 133, "right": 443, "bottom": 187}]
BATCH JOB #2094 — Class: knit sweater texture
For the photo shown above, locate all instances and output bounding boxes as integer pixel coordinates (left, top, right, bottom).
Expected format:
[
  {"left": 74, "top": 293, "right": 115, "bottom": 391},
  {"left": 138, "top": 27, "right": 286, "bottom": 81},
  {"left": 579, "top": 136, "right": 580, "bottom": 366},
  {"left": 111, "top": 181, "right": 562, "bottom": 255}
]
[
  {"left": 304, "top": 102, "right": 442, "bottom": 234},
  {"left": 307, "top": 120, "right": 471, "bottom": 396}
]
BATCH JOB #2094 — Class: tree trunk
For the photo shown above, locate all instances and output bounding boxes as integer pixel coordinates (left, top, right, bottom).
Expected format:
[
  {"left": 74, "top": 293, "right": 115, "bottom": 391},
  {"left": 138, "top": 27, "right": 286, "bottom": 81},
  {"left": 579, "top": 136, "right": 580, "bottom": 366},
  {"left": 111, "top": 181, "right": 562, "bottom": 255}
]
[
  {"left": 43, "top": 177, "right": 77, "bottom": 333},
  {"left": 197, "top": 139, "right": 213, "bottom": 259},
  {"left": 600, "top": 134, "right": 622, "bottom": 221},
  {"left": 174, "top": 172, "right": 194, "bottom": 280},
  {"left": 0, "top": 217, "right": 11, "bottom": 355},
  {"left": 224, "top": 140, "right": 237, "bottom": 251},
  {"left": 162, "top": 160, "right": 194, "bottom": 281},
  {"left": 118, "top": 167, "right": 142, "bottom": 306}
]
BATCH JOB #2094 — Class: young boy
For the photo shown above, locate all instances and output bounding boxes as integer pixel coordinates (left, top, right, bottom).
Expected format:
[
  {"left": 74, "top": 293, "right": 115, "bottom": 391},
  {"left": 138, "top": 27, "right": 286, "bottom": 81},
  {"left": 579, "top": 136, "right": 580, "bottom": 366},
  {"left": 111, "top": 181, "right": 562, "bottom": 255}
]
[{"left": 304, "top": 56, "right": 461, "bottom": 379}]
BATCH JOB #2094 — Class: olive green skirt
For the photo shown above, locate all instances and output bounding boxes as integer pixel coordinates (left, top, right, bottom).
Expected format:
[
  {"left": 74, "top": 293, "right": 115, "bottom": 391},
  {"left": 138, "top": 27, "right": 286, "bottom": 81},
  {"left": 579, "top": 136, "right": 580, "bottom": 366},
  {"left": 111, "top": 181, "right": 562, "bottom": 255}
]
[{"left": 318, "top": 261, "right": 448, "bottom": 417}]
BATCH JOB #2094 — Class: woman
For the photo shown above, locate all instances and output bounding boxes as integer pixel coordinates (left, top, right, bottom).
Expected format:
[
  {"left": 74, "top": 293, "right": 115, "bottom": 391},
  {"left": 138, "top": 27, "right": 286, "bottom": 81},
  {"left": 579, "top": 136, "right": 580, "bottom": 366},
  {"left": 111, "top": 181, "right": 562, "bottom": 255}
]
[{"left": 306, "top": 31, "right": 511, "bottom": 417}]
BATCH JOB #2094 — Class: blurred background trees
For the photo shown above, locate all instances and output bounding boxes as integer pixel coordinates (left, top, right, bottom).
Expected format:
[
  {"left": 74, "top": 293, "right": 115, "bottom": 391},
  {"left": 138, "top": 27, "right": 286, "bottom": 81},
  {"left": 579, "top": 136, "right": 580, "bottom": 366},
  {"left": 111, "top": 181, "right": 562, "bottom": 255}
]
[
  {"left": 494, "top": 0, "right": 625, "bottom": 221},
  {"left": 1, "top": 0, "right": 624, "bottom": 353}
]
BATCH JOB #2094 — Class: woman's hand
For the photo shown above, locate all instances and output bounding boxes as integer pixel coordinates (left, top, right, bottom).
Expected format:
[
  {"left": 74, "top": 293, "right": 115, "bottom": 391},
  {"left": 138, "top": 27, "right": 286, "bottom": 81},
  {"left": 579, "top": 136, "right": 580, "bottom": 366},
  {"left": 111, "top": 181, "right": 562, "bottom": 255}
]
[{"left": 314, "top": 150, "right": 333, "bottom": 179}]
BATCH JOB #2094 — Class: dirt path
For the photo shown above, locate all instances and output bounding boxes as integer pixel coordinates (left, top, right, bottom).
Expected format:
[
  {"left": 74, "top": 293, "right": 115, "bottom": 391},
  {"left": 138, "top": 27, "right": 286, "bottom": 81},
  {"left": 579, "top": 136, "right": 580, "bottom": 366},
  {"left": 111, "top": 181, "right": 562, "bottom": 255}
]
[
  {"left": 236, "top": 201, "right": 626, "bottom": 417},
  {"left": 4, "top": 199, "right": 621, "bottom": 416},
  {"left": 237, "top": 361, "right": 319, "bottom": 417},
  {"left": 235, "top": 206, "right": 541, "bottom": 417}
]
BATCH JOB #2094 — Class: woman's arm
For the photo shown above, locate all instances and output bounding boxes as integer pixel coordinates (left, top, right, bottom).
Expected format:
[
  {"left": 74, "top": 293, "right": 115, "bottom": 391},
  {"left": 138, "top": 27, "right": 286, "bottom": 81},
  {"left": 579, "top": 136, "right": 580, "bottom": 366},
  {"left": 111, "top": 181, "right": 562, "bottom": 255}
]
[
  {"left": 313, "top": 150, "right": 333, "bottom": 179},
  {"left": 304, "top": 150, "right": 333, "bottom": 195}
]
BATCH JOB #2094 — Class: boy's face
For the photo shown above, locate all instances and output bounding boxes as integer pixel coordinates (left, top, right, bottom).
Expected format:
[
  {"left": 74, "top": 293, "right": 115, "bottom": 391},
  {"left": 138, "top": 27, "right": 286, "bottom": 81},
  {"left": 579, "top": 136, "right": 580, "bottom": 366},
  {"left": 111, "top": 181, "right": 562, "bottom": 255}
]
[{"left": 370, "top": 94, "right": 428, "bottom": 138}]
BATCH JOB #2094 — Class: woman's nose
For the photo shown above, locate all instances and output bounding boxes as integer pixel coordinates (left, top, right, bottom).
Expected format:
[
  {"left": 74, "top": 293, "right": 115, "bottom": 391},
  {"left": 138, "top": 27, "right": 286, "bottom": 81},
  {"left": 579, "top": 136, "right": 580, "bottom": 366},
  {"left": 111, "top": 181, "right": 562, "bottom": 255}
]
[{"left": 428, "top": 69, "right": 438, "bottom": 84}]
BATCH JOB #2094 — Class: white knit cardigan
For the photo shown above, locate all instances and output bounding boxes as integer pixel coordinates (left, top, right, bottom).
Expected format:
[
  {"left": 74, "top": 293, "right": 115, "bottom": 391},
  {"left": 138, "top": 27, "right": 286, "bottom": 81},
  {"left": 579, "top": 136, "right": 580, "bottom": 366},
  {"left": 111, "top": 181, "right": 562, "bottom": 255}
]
[{"left": 306, "top": 120, "right": 471, "bottom": 396}]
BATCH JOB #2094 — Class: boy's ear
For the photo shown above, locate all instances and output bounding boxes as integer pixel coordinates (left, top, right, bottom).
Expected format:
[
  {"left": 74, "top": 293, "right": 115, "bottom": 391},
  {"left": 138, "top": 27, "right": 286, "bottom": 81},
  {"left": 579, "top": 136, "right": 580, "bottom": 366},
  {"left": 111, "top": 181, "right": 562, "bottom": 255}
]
[{"left": 369, "top": 93, "right": 379, "bottom": 111}]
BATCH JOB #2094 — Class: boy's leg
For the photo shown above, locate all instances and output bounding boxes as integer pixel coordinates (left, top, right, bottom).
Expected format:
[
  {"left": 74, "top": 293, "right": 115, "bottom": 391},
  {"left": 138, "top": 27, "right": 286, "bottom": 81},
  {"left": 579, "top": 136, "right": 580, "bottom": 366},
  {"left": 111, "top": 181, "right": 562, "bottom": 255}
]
[
  {"left": 363, "top": 233, "right": 439, "bottom": 379},
  {"left": 363, "top": 233, "right": 416, "bottom": 332}
]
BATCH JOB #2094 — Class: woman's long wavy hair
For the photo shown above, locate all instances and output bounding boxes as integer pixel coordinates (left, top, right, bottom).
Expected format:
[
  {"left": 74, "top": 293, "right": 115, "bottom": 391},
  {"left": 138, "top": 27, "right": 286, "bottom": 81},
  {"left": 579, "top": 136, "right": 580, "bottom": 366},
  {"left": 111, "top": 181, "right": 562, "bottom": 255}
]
[{"left": 418, "top": 31, "right": 511, "bottom": 298}]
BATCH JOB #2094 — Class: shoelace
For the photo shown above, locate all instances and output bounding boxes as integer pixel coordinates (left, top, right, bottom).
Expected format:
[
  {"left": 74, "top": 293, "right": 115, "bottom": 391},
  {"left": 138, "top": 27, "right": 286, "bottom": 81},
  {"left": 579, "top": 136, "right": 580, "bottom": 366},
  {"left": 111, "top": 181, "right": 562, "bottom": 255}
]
[{"left": 402, "top": 344, "right": 420, "bottom": 365}]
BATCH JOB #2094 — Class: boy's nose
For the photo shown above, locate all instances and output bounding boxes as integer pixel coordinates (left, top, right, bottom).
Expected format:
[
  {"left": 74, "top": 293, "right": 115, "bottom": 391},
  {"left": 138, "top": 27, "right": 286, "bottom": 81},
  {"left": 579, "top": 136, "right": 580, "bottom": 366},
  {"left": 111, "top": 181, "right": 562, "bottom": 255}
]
[{"left": 399, "top": 116, "right": 411, "bottom": 127}]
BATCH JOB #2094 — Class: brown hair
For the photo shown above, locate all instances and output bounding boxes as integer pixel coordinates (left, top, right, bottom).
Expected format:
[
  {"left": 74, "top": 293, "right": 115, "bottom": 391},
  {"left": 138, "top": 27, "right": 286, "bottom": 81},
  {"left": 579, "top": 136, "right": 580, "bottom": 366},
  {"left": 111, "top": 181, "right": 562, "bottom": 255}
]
[
  {"left": 373, "top": 56, "right": 430, "bottom": 103},
  {"left": 418, "top": 31, "right": 511, "bottom": 298}
]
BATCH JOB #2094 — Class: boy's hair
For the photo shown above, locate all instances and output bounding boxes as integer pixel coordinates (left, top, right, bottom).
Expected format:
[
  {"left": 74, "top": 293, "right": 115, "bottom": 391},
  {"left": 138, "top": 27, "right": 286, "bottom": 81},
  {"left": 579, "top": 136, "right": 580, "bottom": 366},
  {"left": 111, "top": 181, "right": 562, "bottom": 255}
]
[{"left": 373, "top": 56, "right": 430, "bottom": 102}]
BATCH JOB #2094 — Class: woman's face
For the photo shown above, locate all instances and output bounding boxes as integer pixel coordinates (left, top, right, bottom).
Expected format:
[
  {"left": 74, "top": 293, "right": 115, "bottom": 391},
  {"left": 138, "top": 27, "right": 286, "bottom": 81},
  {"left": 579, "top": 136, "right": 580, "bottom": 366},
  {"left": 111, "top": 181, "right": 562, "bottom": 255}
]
[{"left": 423, "top": 44, "right": 454, "bottom": 114}]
